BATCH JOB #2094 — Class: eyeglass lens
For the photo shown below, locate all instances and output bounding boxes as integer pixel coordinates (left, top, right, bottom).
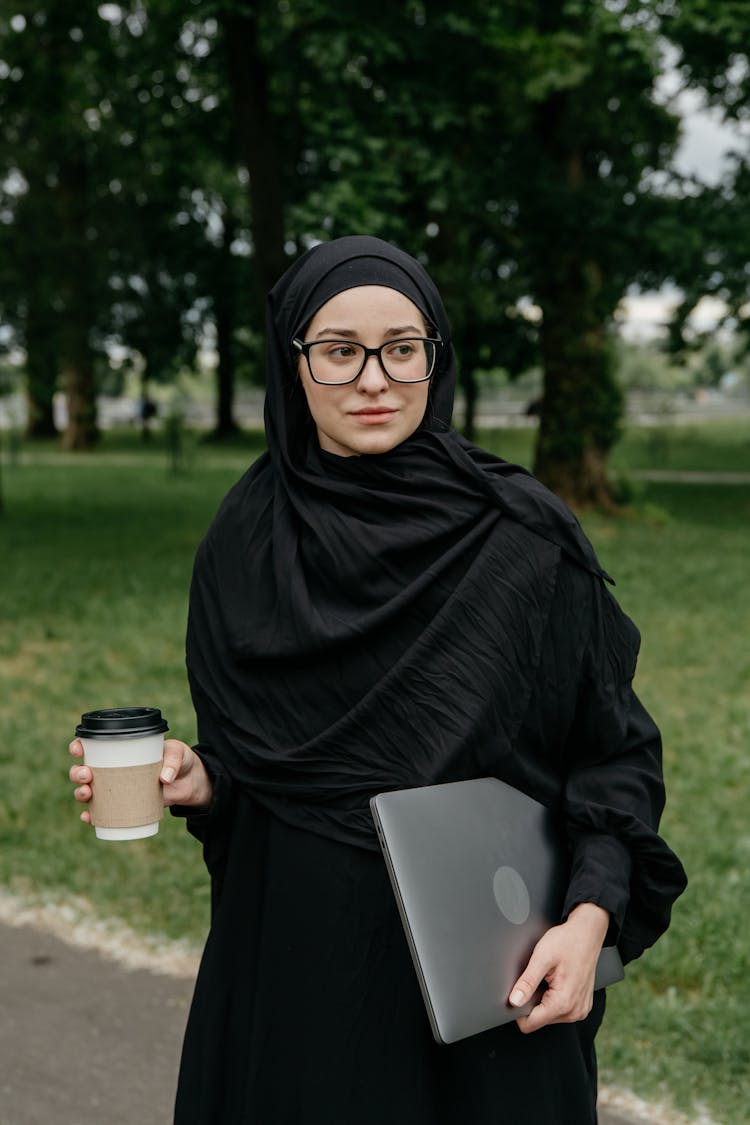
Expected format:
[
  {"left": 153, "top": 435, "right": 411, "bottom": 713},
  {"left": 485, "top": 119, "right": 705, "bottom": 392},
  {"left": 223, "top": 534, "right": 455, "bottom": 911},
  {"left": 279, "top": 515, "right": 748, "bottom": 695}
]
[{"left": 307, "top": 339, "right": 437, "bottom": 384}]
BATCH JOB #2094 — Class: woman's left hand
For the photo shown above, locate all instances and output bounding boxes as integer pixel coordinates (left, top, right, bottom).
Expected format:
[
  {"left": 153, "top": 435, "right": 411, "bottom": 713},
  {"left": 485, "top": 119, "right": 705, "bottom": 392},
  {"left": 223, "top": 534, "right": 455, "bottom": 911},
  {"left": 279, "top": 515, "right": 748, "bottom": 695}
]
[{"left": 509, "top": 902, "right": 610, "bottom": 1034}]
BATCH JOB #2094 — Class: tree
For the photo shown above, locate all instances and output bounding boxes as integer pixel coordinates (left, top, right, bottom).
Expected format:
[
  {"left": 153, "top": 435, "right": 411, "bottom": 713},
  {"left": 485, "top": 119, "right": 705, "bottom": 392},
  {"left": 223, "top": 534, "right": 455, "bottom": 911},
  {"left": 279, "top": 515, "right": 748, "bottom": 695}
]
[
  {"left": 0, "top": 3, "right": 136, "bottom": 448},
  {"left": 252, "top": 1, "right": 539, "bottom": 436},
  {"left": 397, "top": 1, "right": 683, "bottom": 506},
  {"left": 258, "top": 0, "right": 685, "bottom": 505},
  {"left": 0, "top": 168, "right": 62, "bottom": 438},
  {"left": 659, "top": 2, "right": 750, "bottom": 359},
  {"left": 0, "top": 2, "right": 255, "bottom": 444},
  {"left": 2, "top": 0, "right": 742, "bottom": 491},
  {"left": 94, "top": 2, "right": 265, "bottom": 439},
  {"left": 219, "top": 2, "right": 288, "bottom": 318}
]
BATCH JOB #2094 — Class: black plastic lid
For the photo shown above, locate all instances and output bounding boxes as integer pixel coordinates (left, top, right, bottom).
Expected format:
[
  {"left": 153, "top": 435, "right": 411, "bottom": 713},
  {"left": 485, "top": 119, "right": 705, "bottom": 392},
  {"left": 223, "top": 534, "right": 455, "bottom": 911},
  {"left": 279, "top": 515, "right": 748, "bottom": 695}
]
[{"left": 75, "top": 707, "right": 169, "bottom": 739}]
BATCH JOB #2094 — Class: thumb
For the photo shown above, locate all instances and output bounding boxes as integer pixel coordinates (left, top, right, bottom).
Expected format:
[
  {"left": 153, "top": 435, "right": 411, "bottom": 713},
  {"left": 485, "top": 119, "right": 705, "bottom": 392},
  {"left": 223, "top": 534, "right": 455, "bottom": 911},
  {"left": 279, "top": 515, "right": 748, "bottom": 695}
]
[
  {"left": 509, "top": 946, "right": 551, "bottom": 1008},
  {"left": 160, "top": 739, "right": 188, "bottom": 785}
]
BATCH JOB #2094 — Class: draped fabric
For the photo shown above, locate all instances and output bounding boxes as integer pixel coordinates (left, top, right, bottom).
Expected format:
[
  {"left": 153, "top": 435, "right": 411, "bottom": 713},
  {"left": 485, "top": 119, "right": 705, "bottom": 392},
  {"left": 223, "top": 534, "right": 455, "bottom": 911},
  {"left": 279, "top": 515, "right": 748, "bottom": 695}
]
[{"left": 185, "top": 235, "right": 686, "bottom": 965}]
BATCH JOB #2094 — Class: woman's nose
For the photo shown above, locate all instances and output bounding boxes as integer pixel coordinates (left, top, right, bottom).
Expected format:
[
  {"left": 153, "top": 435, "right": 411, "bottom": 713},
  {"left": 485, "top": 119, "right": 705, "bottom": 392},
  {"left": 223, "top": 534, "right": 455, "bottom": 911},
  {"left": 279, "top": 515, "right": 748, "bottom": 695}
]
[{"left": 357, "top": 354, "right": 389, "bottom": 392}]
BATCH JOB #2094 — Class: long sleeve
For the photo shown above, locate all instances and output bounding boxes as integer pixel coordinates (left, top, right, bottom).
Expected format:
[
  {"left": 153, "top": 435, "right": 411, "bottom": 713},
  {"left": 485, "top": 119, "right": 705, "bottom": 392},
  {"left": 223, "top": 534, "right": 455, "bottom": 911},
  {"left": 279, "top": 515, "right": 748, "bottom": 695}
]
[
  {"left": 562, "top": 580, "right": 687, "bottom": 963},
  {"left": 169, "top": 741, "right": 234, "bottom": 843},
  {"left": 170, "top": 727, "right": 237, "bottom": 916}
]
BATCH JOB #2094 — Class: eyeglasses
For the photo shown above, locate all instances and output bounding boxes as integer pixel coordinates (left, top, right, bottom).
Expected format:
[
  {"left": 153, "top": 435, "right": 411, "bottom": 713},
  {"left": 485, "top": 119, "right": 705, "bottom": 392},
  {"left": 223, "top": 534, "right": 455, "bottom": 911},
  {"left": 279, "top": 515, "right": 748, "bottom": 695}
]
[{"left": 292, "top": 336, "right": 442, "bottom": 385}]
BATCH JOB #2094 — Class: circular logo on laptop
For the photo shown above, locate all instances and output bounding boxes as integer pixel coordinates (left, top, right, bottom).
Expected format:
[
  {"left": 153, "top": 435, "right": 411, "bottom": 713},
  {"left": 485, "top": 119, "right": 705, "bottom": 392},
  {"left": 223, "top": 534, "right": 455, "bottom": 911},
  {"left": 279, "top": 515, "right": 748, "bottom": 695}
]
[{"left": 492, "top": 866, "right": 531, "bottom": 925}]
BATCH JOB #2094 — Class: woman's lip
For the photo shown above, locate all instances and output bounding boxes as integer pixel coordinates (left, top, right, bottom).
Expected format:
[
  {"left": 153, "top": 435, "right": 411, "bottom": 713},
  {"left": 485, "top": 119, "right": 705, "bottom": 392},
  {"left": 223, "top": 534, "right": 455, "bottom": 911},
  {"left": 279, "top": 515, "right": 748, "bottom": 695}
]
[
  {"left": 350, "top": 408, "right": 398, "bottom": 424},
  {"left": 351, "top": 407, "right": 397, "bottom": 415}
]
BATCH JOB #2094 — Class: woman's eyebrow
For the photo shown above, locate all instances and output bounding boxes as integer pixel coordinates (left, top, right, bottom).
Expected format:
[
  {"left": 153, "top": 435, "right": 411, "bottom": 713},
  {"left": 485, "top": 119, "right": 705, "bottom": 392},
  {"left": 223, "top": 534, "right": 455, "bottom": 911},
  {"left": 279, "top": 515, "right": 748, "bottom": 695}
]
[
  {"left": 314, "top": 327, "right": 359, "bottom": 338},
  {"left": 383, "top": 325, "right": 424, "bottom": 338},
  {"left": 313, "top": 325, "right": 424, "bottom": 339}
]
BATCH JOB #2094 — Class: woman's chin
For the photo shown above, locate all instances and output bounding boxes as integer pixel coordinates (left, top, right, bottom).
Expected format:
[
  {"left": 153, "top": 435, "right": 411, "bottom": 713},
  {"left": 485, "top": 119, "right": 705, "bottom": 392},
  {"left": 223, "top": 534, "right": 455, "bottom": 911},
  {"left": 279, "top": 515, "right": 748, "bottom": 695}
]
[
  {"left": 318, "top": 423, "right": 415, "bottom": 458},
  {"left": 354, "top": 431, "right": 407, "bottom": 456}
]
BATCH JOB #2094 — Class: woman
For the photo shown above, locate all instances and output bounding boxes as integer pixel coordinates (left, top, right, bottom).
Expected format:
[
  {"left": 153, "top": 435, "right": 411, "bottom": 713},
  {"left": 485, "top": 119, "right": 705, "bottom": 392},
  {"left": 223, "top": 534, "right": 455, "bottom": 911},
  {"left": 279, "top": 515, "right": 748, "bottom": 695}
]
[{"left": 70, "top": 236, "right": 686, "bottom": 1123}]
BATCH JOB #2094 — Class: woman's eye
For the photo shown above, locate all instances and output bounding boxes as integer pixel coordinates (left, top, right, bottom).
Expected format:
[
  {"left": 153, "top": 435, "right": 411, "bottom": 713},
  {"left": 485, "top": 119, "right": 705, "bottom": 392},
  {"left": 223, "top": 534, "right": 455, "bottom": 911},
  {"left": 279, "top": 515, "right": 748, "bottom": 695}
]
[
  {"left": 328, "top": 344, "right": 356, "bottom": 359},
  {"left": 387, "top": 341, "right": 417, "bottom": 360}
]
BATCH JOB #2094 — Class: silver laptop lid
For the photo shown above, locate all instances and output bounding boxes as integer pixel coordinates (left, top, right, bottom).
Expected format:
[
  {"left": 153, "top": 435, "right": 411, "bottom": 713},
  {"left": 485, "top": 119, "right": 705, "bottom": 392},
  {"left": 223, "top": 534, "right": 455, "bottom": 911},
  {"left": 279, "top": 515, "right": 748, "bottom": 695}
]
[{"left": 371, "top": 777, "right": 623, "bottom": 1044}]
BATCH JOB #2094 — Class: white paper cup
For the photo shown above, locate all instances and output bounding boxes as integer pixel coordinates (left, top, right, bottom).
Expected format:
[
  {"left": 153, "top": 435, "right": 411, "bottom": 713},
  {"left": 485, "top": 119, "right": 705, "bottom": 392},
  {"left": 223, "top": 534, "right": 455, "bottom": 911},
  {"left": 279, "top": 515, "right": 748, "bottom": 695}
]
[{"left": 76, "top": 708, "right": 168, "bottom": 842}]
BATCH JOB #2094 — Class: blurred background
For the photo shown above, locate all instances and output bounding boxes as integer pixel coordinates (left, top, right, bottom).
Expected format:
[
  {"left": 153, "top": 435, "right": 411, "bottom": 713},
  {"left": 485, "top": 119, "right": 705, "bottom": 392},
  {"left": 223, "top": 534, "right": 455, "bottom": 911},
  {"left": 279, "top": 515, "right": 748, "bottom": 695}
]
[
  {"left": 0, "top": 3, "right": 748, "bottom": 1123},
  {"left": 1, "top": 0, "right": 750, "bottom": 502}
]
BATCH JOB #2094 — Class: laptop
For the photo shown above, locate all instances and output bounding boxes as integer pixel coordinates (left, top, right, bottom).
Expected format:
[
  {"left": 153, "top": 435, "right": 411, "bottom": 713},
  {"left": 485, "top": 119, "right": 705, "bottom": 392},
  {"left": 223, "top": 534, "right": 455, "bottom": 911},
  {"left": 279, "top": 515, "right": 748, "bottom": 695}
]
[{"left": 370, "top": 777, "right": 624, "bottom": 1044}]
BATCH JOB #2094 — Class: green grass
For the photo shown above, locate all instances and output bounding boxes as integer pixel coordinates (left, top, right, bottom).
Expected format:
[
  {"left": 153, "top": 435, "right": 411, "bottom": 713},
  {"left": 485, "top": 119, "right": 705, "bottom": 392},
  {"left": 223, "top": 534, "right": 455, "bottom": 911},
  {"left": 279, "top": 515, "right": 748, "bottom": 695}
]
[
  {"left": 582, "top": 484, "right": 750, "bottom": 1123},
  {"left": 477, "top": 415, "right": 750, "bottom": 474},
  {"left": 0, "top": 444, "right": 253, "bottom": 937},
  {"left": 1, "top": 422, "right": 749, "bottom": 1122},
  {"left": 610, "top": 418, "right": 750, "bottom": 474}
]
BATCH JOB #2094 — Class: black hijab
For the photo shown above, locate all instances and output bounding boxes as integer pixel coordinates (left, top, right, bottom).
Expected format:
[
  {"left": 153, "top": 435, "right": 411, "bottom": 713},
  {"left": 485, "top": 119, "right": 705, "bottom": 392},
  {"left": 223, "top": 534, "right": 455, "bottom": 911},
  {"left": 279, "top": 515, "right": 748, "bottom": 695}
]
[{"left": 186, "top": 236, "right": 609, "bottom": 843}]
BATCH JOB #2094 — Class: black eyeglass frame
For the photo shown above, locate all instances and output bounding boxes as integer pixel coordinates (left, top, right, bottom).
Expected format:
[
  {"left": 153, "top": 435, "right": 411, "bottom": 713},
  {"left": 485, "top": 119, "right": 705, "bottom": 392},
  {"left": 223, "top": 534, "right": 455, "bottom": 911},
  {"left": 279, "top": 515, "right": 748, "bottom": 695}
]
[{"left": 291, "top": 335, "right": 443, "bottom": 385}]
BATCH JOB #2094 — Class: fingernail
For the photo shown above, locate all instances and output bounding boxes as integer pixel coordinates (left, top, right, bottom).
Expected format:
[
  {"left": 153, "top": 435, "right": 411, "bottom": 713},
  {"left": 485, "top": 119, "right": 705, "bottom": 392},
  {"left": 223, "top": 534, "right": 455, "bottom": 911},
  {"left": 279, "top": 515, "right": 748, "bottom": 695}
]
[
  {"left": 161, "top": 767, "right": 176, "bottom": 783},
  {"left": 78, "top": 769, "right": 88, "bottom": 782},
  {"left": 510, "top": 989, "right": 525, "bottom": 1006}
]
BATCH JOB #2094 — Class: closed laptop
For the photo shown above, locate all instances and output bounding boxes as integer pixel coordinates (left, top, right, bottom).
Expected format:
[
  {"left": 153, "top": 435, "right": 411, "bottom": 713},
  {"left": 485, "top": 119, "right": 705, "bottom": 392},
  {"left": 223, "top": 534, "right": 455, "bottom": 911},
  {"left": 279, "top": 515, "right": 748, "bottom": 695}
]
[{"left": 370, "top": 777, "right": 624, "bottom": 1044}]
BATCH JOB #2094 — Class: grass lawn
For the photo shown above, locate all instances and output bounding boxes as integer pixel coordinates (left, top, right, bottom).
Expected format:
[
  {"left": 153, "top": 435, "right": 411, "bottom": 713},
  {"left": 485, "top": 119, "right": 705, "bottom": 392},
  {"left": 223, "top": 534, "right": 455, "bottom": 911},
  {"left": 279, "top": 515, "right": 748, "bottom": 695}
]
[
  {"left": 584, "top": 483, "right": 750, "bottom": 1123},
  {"left": 477, "top": 414, "right": 750, "bottom": 475},
  {"left": 1, "top": 420, "right": 748, "bottom": 1122}
]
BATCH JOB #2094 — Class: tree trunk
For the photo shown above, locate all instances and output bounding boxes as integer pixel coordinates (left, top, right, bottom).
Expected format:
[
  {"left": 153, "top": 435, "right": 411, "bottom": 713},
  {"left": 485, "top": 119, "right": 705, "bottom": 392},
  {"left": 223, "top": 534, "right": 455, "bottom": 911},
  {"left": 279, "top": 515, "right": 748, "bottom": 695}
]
[
  {"left": 139, "top": 368, "right": 151, "bottom": 443},
  {"left": 58, "top": 154, "right": 98, "bottom": 450},
  {"left": 60, "top": 341, "right": 97, "bottom": 451},
  {"left": 24, "top": 299, "right": 59, "bottom": 439},
  {"left": 527, "top": 121, "right": 622, "bottom": 508},
  {"left": 25, "top": 362, "right": 59, "bottom": 439},
  {"left": 221, "top": 3, "right": 287, "bottom": 341},
  {"left": 215, "top": 317, "right": 239, "bottom": 439},
  {"left": 533, "top": 259, "right": 621, "bottom": 509},
  {"left": 461, "top": 363, "right": 478, "bottom": 443},
  {"left": 17, "top": 178, "right": 61, "bottom": 439},
  {"left": 456, "top": 336, "right": 479, "bottom": 442},
  {"left": 212, "top": 215, "right": 240, "bottom": 439}
]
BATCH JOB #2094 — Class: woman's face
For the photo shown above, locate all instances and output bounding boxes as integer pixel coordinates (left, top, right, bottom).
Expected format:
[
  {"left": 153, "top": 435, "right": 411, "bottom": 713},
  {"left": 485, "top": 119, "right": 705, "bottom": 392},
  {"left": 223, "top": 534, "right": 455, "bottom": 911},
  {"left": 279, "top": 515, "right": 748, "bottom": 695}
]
[{"left": 297, "top": 285, "right": 432, "bottom": 458}]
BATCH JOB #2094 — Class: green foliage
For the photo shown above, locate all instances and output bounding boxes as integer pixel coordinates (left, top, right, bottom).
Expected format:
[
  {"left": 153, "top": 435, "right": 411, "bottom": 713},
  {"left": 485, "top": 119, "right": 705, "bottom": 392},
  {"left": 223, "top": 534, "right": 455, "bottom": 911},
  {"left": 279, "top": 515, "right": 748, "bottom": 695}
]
[
  {"left": 1, "top": 1, "right": 749, "bottom": 476},
  {"left": 657, "top": 2, "right": 750, "bottom": 353},
  {"left": 0, "top": 1, "right": 256, "bottom": 435}
]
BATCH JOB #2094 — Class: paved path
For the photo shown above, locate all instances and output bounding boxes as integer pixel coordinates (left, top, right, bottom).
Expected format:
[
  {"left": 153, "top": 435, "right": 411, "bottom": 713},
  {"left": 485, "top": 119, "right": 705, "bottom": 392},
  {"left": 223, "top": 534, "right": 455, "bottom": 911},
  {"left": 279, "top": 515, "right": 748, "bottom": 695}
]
[
  {"left": 0, "top": 920, "right": 191, "bottom": 1125},
  {"left": 0, "top": 918, "right": 660, "bottom": 1125}
]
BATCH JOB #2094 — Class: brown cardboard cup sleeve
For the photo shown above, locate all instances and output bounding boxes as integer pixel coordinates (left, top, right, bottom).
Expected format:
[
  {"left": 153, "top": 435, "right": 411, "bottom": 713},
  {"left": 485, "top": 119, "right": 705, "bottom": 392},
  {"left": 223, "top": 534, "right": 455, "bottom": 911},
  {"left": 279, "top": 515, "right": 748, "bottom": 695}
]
[{"left": 89, "top": 762, "right": 164, "bottom": 829}]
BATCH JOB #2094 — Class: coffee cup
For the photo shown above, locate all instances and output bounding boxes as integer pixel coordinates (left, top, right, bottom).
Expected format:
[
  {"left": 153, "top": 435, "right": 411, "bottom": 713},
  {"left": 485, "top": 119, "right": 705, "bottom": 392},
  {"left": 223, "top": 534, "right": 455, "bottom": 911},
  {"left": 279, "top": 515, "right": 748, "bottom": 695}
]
[{"left": 75, "top": 707, "right": 169, "bottom": 841}]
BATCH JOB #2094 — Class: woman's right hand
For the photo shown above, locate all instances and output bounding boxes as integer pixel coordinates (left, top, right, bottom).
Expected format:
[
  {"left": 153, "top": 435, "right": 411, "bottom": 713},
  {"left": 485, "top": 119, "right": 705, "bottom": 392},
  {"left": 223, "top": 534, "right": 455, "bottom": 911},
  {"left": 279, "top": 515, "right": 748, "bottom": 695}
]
[{"left": 68, "top": 738, "right": 214, "bottom": 825}]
